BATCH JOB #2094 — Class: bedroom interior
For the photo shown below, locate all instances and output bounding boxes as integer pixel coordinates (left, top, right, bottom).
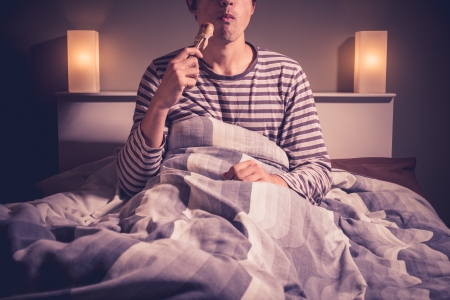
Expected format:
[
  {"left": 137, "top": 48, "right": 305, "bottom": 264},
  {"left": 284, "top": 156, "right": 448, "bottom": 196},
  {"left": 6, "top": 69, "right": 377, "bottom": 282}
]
[
  {"left": 0, "top": 0, "right": 449, "bottom": 298},
  {"left": 1, "top": 0, "right": 448, "bottom": 226}
]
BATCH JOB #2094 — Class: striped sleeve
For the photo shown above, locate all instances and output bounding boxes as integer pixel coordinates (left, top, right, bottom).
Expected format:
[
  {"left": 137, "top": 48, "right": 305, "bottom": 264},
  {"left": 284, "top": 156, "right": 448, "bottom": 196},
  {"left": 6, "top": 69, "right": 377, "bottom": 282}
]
[
  {"left": 277, "top": 65, "right": 332, "bottom": 205},
  {"left": 116, "top": 62, "right": 167, "bottom": 197}
]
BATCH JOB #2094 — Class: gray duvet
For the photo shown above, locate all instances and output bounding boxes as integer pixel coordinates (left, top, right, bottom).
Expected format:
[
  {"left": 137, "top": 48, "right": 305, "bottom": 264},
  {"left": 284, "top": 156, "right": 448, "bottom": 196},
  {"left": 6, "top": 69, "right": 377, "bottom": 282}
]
[{"left": 1, "top": 116, "right": 449, "bottom": 299}]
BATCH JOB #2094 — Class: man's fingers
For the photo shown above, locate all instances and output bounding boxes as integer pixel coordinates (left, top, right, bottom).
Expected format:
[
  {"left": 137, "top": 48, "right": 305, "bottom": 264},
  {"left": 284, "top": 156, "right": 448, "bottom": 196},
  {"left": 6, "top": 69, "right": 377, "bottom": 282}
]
[
  {"left": 176, "top": 56, "right": 199, "bottom": 69},
  {"left": 233, "top": 164, "right": 255, "bottom": 180},
  {"left": 173, "top": 47, "right": 203, "bottom": 62},
  {"left": 241, "top": 174, "right": 263, "bottom": 182},
  {"left": 182, "top": 65, "right": 199, "bottom": 77},
  {"left": 222, "top": 161, "right": 282, "bottom": 185},
  {"left": 222, "top": 160, "right": 261, "bottom": 181},
  {"left": 169, "top": 58, "right": 199, "bottom": 78},
  {"left": 222, "top": 170, "right": 235, "bottom": 181},
  {"left": 231, "top": 160, "right": 253, "bottom": 172},
  {"left": 223, "top": 161, "right": 250, "bottom": 181},
  {"left": 186, "top": 56, "right": 200, "bottom": 68},
  {"left": 176, "top": 67, "right": 199, "bottom": 88},
  {"left": 184, "top": 77, "right": 198, "bottom": 89}
]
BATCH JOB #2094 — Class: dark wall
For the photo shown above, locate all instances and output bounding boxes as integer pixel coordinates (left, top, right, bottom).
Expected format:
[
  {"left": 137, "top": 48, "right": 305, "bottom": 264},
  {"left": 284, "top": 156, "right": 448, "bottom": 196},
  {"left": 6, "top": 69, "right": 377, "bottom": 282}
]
[{"left": 1, "top": 0, "right": 449, "bottom": 226}]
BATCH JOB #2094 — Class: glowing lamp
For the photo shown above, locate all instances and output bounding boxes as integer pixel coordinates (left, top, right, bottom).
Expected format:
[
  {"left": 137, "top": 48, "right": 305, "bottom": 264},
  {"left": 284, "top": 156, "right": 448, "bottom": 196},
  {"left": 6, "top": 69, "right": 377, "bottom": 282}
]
[
  {"left": 354, "top": 31, "right": 388, "bottom": 93},
  {"left": 67, "top": 30, "right": 100, "bottom": 92}
]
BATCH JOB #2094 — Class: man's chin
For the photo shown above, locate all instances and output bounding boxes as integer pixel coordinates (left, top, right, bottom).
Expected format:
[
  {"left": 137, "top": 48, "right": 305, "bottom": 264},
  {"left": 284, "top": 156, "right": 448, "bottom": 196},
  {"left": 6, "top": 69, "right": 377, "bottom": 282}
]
[{"left": 217, "top": 30, "right": 239, "bottom": 44}]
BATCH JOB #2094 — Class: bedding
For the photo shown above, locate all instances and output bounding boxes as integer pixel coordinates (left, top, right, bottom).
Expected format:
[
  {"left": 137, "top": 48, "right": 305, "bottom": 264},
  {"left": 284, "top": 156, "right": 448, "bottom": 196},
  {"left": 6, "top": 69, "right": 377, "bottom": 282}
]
[
  {"left": 1, "top": 116, "right": 449, "bottom": 299},
  {"left": 331, "top": 157, "right": 423, "bottom": 196}
]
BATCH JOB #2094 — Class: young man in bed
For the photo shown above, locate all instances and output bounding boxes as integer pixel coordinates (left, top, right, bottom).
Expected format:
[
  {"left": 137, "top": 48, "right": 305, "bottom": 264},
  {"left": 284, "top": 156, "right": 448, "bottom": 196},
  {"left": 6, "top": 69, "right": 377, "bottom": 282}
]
[{"left": 117, "top": 0, "right": 332, "bottom": 206}]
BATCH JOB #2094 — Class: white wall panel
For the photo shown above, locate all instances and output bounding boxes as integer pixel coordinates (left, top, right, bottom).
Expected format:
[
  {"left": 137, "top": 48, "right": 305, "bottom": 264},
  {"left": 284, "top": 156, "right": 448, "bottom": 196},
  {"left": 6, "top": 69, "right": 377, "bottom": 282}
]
[{"left": 316, "top": 100, "right": 393, "bottom": 159}]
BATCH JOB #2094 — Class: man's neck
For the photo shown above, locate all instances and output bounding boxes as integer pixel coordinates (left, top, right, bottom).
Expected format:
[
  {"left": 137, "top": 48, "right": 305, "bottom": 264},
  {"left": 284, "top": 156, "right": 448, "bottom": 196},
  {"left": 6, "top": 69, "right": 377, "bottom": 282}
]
[{"left": 200, "top": 35, "right": 255, "bottom": 76}]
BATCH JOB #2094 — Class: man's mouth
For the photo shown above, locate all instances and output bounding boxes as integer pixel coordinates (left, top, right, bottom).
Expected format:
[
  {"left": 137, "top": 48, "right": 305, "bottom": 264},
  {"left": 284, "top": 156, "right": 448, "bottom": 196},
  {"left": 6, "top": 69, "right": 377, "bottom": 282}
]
[{"left": 220, "top": 13, "right": 234, "bottom": 22}]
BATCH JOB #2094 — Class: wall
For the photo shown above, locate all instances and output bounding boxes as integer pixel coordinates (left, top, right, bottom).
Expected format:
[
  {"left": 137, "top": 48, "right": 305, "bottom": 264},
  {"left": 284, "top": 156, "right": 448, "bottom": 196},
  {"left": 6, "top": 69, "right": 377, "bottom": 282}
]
[{"left": 1, "top": 0, "right": 449, "bottom": 226}]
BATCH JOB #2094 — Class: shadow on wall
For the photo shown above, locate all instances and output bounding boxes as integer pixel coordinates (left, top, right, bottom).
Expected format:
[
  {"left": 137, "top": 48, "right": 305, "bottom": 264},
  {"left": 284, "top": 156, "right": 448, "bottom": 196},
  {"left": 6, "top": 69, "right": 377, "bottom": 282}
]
[
  {"left": 29, "top": 35, "right": 68, "bottom": 183},
  {"left": 0, "top": 36, "right": 67, "bottom": 204},
  {"left": 30, "top": 36, "right": 68, "bottom": 104},
  {"left": 337, "top": 37, "right": 355, "bottom": 92},
  {"left": 58, "top": 141, "right": 123, "bottom": 173}
]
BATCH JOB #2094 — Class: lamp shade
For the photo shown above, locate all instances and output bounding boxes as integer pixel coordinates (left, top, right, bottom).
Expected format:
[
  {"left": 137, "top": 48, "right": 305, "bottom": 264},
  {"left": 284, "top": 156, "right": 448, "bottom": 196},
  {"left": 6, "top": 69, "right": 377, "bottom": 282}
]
[
  {"left": 354, "top": 31, "right": 387, "bottom": 93},
  {"left": 67, "top": 30, "right": 100, "bottom": 92}
]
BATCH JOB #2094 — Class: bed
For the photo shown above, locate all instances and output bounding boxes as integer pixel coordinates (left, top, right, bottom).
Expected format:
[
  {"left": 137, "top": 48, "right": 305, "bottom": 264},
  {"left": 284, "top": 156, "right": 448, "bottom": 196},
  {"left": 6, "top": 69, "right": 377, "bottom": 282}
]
[{"left": 1, "top": 113, "right": 449, "bottom": 299}]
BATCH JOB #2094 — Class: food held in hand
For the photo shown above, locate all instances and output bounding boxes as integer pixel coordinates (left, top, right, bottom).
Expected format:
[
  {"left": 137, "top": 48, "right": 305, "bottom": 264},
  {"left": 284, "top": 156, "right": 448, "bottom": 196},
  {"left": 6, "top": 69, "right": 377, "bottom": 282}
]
[{"left": 194, "top": 22, "right": 214, "bottom": 50}]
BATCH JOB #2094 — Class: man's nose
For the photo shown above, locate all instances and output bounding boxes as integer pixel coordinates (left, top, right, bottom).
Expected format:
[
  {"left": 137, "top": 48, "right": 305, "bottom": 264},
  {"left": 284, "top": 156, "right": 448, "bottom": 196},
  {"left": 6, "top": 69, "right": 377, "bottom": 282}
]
[{"left": 220, "top": 0, "right": 233, "bottom": 7}]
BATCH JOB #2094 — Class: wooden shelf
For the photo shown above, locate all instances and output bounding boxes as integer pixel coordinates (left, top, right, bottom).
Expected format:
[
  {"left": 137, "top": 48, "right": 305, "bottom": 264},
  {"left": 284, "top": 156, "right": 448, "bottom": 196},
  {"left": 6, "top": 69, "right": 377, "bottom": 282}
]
[
  {"left": 314, "top": 92, "right": 396, "bottom": 97},
  {"left": 55, "top": 91, "right": 396, "bottom": 103},
  {"left": 56, "top": 91, "right": 137, "bottom": 96},
  {"left": 56, "top": 91, "right": 137, "bottom": 102},
  {"left": 313, "top": 92, "right": 396, "bottom": 103}
]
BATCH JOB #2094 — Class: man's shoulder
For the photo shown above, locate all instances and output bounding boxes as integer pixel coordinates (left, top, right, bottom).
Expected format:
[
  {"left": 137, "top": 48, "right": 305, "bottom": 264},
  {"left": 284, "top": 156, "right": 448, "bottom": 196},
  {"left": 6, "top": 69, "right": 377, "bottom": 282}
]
[
  {"left": 150, "top": 48, "right": 184, "bottom": 69},
  {"left": 255, "top": 46, "right": 301, "bottom": 70}
]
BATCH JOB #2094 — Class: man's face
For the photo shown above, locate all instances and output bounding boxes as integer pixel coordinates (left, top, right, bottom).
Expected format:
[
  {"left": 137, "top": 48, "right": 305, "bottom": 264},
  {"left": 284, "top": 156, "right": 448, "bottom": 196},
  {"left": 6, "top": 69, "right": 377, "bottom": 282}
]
[{"left": 190, "top": 0, "right": 256, "bottom": 44}]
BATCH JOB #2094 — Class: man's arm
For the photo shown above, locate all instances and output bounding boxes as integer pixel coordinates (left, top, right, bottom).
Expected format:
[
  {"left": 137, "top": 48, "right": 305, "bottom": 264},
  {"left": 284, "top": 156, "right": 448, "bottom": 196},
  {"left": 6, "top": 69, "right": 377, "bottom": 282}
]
[
  {"left": 140, "top": 48, "right": 203, "bottom": 147},
  {"left": 116, "top": 48, "right": 202, "bottom": 197},
  {"left": 221, "top": 64, "right": 331, "bottom": 205},
  {"left": 276, "top": 65, "right": 332, "bottom": 205}
]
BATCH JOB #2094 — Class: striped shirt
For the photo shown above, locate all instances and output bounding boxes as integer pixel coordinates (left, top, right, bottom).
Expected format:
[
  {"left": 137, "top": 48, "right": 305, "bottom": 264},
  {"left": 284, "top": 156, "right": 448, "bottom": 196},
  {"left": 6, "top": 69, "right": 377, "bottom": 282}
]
[{"left": 117, "top": 42, "right": 332, "bottom": 205}]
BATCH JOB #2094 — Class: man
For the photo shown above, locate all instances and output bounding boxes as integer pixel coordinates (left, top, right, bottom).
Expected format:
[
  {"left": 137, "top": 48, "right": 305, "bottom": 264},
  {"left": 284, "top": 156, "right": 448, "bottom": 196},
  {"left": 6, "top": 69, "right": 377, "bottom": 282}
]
[{"left": 117, "top": 0, "right": 331, "bottom": 205}]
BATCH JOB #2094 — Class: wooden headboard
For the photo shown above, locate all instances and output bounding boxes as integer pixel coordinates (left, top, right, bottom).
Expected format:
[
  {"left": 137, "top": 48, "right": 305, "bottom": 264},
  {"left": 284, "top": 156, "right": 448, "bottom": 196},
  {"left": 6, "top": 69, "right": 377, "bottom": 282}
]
[
  {"left": 314, "top": 93, "right": 395, "bottom": 159},
  {"left": 56, "top": 92, "right": 395, "bottom": 172}
]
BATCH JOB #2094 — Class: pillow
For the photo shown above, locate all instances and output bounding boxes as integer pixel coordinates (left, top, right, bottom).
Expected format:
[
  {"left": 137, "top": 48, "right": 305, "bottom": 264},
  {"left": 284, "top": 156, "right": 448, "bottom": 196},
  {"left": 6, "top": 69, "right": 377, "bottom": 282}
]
[{"left": 330, "top": 157, "right": 423, "bottom": 196}]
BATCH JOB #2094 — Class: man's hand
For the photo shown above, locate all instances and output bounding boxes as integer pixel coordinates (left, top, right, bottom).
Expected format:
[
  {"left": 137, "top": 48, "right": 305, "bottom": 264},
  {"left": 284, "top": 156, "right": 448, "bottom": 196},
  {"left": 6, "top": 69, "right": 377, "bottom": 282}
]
[
  {"left": 222, "top": 160, "right": 288, "bottom": 187},
  {"left": 151, "top": 47, "right": 203, "bottom": 110},
  {"left": 140, "top": 47, "right": 202, "bottom": 148}
]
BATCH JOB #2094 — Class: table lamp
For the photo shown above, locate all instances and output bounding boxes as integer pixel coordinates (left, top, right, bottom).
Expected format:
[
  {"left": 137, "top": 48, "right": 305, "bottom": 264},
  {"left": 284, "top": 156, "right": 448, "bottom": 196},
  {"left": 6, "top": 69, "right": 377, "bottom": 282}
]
[
  {"left": 354, "top": 31, "right": 388, "bottom": 93},
  {"left": 67, "top": 30, "right": 100, "bottom": 93}
]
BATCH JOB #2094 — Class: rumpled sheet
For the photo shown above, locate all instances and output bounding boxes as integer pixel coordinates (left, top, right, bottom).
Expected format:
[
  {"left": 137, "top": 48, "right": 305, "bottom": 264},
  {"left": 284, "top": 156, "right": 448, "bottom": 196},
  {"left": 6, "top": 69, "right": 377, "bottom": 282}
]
[{"left": 1, "top": 116, "right": 449, "bottom": 299}]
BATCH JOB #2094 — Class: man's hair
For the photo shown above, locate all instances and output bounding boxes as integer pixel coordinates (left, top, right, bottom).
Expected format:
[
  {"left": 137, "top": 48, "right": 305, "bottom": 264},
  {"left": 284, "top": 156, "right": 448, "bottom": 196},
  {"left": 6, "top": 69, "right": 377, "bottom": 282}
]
[{"left": 190, "top": 0, "right": 257, "bottom": 11}]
